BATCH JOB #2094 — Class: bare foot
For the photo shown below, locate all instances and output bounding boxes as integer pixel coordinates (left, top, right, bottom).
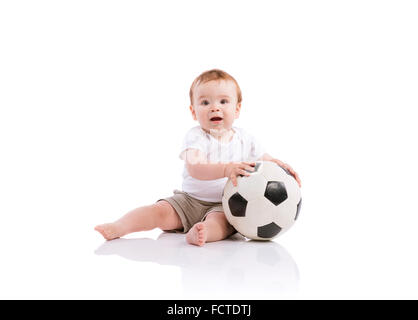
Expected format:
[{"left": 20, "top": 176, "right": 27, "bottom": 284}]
[
  {"left": 186, "top": 222, "right": 207, "bottom": 246},
  {"left": 94, "top": 223, "right": 124, "bottom": 241}
]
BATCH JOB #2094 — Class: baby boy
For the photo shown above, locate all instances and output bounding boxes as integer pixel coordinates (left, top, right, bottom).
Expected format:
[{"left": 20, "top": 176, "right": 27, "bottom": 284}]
[{"left": 95, "top": 69, "right": 301, "bottom": 246}]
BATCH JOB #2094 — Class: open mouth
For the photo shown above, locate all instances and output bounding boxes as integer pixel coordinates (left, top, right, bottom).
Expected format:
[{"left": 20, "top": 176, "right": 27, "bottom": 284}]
[{"left": 210, "top": 117, "right": 223, "bottom": 121}]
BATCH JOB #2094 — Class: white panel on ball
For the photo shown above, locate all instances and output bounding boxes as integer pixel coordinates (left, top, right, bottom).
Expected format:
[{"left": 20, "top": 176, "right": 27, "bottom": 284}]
[
  {"left": 273, "top": 200, "right": 297, "bottom": 232},
  {"left": 260, "top": 161, "right": 287, "bottom": 182},
  {"left": 283, "top": 176, "right": 301, "bottom": 206},
  {"left": 240, "top": 197, "right": 278, "bottom": 240},
  {"left": 235, "top": 171, "right": 267, "bottom": 202}
]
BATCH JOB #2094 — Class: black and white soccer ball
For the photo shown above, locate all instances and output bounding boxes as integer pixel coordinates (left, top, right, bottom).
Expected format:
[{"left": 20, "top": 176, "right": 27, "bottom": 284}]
[{"left": 222, "top": 161, "right": 302, "bottom": 240}]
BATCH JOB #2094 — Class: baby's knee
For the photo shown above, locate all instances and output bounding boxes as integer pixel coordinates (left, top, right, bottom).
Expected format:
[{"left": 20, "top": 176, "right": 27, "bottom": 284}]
[
  {"left": 153, "top": 201, "right": 182, "bottom": 230},
  {"left": 206, "top": 211, "right": 227, "bottom": 221},
  {"left": 154, "top": 201, "right": 174, "bottom": 218},
  {"left": 206, "top": 211, "right": 235, "bottom": 233}
]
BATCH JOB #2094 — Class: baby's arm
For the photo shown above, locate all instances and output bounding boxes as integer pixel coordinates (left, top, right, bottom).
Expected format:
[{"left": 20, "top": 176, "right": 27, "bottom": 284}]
[
  {"left": 182, "top": 149, "right": 255, "bottom": 186},
  {"left": 258, "top": 153, "right": 302, "bottom": 187}
]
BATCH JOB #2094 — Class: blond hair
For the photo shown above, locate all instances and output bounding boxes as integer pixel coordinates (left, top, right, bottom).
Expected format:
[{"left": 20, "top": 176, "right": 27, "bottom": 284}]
[{"left": 189, "top": 69, "right": 242, "bottom": 105}]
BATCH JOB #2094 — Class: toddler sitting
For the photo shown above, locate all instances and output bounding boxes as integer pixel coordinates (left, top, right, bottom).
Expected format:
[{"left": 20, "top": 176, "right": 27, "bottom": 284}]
[{"left": 95, "top": 69, "right": 301, "bottom": 246}]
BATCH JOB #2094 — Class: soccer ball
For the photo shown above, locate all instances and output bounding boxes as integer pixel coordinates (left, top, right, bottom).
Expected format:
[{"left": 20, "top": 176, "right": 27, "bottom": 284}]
[{"left": 222, "top": 161, "right": 302, "bottom": 240}]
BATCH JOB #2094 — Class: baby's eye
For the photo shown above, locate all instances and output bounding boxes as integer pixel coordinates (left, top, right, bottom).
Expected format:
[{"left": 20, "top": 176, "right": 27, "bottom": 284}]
[
  {"left": 220, "top": 99, "right": 229, "bottom": 104},
  {"left": 201, "top": 100, "right": 209, "bottom": 106}
]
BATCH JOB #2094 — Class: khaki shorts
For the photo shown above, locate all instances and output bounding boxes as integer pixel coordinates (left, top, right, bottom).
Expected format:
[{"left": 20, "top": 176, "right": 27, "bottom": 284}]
[{"left": 157, "top": 189, "right": 224, "bottom": 233}]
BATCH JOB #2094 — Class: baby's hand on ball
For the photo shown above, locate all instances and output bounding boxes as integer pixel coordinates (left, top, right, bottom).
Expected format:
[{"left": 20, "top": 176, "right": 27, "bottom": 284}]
[
  {"left": 270, "top": 159, "right": 302, "bottom": 187},
  {"left": 224, "top": 161, "right": 256, "bottom": 187}
]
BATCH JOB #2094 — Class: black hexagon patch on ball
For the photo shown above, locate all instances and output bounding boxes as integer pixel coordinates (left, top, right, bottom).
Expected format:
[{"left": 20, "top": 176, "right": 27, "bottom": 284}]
[
  {"left": 257, "top": 222, "right": 282, "bottom": 238},
  {"left": 295, "top": 198, "right": 302, "bottom": 220},
  {"left": 264, "top": 181, "right": 288, "bottom": 206},
  {"left": 228, "top": 192, "right": 248, "bottom": 217}
]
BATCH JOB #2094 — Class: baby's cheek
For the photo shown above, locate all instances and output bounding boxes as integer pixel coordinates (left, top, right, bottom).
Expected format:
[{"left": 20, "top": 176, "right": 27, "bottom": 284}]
[{"left": 225, "top": 115, "right": 234, "bottom": 122}]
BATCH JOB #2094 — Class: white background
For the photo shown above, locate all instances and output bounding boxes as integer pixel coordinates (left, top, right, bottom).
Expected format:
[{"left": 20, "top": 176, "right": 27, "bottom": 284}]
[{"left": 1, "top": 0, "right": 417, "bottom": 299}]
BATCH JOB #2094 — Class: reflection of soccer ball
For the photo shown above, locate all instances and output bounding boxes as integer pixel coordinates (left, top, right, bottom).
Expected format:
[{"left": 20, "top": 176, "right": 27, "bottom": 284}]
[{"left": 222, "top": 161, "right": 302, "bottom": 240}]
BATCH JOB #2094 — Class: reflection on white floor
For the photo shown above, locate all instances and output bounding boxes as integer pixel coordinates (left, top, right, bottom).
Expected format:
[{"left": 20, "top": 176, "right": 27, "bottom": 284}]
[{"left": 95, "top": 232, "right": 299, "bottom": 298}]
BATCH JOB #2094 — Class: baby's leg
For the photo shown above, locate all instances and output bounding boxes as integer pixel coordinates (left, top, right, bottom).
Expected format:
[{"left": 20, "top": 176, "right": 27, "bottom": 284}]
[
  {"left": 186, "top": 211, "right": 235, "bottom": 246},
  {"left": 95, "top": 200, "right": 183, "bottom": 240}
]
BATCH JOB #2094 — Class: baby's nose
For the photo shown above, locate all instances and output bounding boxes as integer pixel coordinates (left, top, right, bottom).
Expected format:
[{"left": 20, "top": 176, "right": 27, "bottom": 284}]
[{"left": 210, "top": 105, "right": 220, "bottom": 112}]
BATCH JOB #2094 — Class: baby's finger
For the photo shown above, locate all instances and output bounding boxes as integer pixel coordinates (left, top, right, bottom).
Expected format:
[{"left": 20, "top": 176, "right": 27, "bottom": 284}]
[
  {"left": 238, "top": 169, "right": 251, "bottom": 177},
  {"left": 286, "top": 166, "right": 295, "bottom": 175},
  {"left": 294, "top": 174, "right": 302, "bottom": 187},
  {"left": 281, "top": 165, "right": 301, "bottom": 187},
  {"left": 273, "top": 159, "right": 284, "bottom": 167},
  {"left": 243, "top": 161, "right": 256, "bottom": 167},
  {"left": 288, "top": 170, "right": 301, "bottom": 187},
  {"left": 243, "top": 165, "right": 255, "bottom": 172},
  {"left": 286, "top": 164, "right": 295, "bottom": 172},
  {"left": 231, "top": 175, "right": 237, "bottom": 187}
]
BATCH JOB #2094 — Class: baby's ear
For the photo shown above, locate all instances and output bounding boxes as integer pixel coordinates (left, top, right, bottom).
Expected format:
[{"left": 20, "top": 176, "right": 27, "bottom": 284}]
[
  {"left": 235, "top": 103, "right": 242, "bottom": 119},
  {"left": 189, "top": 105, "right": 197, "bottom": 120}
]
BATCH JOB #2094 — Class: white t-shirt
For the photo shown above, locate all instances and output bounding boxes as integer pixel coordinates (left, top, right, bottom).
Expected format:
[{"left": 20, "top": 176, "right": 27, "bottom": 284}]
[{"left": 179, "top": 126, "right": 265, "bottom": 202}]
